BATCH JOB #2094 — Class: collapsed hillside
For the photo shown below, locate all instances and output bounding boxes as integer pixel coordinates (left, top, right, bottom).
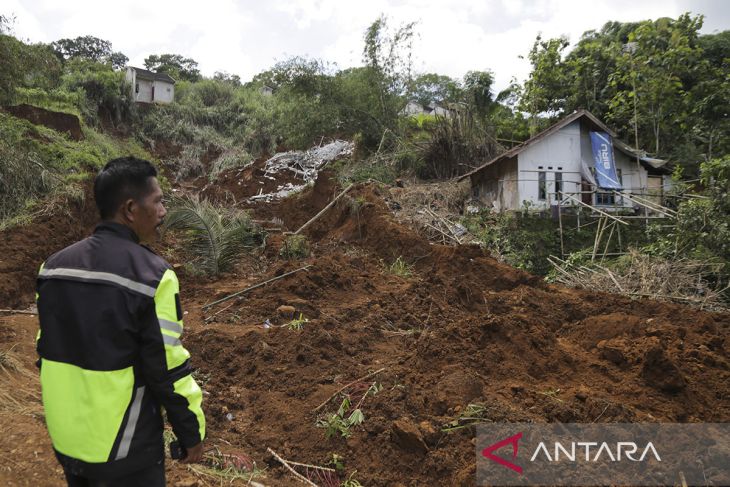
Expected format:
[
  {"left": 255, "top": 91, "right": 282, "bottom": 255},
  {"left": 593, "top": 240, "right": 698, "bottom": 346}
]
[{"left": 0, "top": 162, "right": 728, "bottom": 486}]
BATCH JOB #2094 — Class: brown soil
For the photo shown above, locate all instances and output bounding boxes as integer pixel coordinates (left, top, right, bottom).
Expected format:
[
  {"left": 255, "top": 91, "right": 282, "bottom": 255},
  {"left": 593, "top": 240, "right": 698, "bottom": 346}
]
[
  {"left": 0, "top": 187, "right": 99, "bottom": 308},
  {"left": 3, "top": 104, "right": 83, "bottom": 141},
  {"left": 0, "top": 169, "right": 728, "bottom": 486}
]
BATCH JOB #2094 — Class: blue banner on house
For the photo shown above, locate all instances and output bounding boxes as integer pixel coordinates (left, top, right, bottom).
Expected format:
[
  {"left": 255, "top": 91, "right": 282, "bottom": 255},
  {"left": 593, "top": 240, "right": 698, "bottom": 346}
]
[{"left": 590, "top": 131, "right": 622, "bottom": 189}]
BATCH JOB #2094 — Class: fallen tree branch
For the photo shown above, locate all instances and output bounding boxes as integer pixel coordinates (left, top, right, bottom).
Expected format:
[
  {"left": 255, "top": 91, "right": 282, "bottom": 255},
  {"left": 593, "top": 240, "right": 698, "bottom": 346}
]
[
  {"left": 293, "top": 184, "right": 354, "bottom": 235},
  {"left": 266, "top": 448, "right": 319, "bottom": 487},
  {"left": 313, "top": 367, "right": 386, "bottom": 412},
  {"left": 202, "top": 265, "right": 312, "bottom": 309}
]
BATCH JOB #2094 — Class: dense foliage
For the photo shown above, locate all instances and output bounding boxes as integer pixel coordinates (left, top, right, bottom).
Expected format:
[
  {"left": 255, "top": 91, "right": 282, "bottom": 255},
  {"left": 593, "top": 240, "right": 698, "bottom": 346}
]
[{"left": 520, "top": 14, "right": 729, "bottom": 175}]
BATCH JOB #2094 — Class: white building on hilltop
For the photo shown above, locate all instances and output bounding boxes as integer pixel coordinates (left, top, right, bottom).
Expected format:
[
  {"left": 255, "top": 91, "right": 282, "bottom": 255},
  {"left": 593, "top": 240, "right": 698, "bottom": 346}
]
[{"left": 125, "top": 67, "right": 176, "bottom": 104}]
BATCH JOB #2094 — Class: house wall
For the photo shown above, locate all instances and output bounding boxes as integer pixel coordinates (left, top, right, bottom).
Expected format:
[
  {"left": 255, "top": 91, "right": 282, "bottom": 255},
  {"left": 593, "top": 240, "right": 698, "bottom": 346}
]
[
  {"left": 515, "top": 119, "right": 650, "bottom": 210},
  {"left": 153, "top": 81, "right": 174, "bottom": 103},
  {"left": 125, "top": 68, "right": 174, "bottom": 104},
  {"left": 471, "top": 157, "right": 518, "bottom": 211},
  {"left": 517, "top": 120, "right": 583, "bottom": 209},
  {"left": 135, "top": 79, "right": 154, "bottom": 103},
  {"left": 403, "top": 101, "right": 424, "bottom": 116},
  {"left": 469, "top": 115, "right": 658, "bottom": 212}
]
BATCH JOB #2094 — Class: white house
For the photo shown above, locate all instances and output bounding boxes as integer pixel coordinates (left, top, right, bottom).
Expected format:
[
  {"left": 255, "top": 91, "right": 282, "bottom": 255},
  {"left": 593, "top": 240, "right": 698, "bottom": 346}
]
[
  {"left": 459, "top": 110, "right": 672, "bottom": 212},
  {"left": 125, "top": 67, "right": 176, "bottom": 104},
  {"left": 402, "top": 100, "right": 426, "bottom": 116}
]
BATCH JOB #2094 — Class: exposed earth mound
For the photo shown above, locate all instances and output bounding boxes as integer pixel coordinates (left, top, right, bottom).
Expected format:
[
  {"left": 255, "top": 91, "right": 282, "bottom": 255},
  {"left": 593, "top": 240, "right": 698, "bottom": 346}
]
[
  {"left": 3, "top": 104, "right": 83, "bottom": 141},
  {"left": 0, "top": 166, "right": 728, "bottom": 486}
]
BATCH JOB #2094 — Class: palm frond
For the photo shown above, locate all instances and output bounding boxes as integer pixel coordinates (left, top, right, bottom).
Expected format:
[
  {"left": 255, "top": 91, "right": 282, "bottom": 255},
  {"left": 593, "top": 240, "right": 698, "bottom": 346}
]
[{"left": 163, "top": 195, "right": 263, "bottom": 275}]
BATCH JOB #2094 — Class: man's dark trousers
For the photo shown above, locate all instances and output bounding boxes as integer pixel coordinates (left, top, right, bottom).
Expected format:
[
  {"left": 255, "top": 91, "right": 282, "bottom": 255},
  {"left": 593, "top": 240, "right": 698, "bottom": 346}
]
[{"left": 62, "top": 460, "right": 164, "bottom": 487}]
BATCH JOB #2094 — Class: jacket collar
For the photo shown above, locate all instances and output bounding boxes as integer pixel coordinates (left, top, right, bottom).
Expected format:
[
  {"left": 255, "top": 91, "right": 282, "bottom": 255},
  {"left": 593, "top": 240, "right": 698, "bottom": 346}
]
[{"left": 94, "top": 221, "right": 140, "bottom": 243}]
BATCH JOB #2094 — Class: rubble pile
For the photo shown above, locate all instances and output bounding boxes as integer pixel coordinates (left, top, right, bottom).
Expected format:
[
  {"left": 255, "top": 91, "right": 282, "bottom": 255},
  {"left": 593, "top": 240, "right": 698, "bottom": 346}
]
[{"left": 249, "top": 140, "right": 354, "bottom": 202}]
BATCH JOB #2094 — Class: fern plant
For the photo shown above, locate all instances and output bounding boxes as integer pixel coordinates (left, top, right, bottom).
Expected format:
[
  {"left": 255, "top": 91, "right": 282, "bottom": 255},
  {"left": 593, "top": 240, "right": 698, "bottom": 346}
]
[{"left": 163, "top": 195, "right": 264, "bottom": 275}]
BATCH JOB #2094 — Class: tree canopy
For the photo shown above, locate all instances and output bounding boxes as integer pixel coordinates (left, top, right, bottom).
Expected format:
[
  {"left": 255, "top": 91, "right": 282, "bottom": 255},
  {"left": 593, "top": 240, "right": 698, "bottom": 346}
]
[
  {"left": 144, "top": 53, "right": 201, "bottom": 82},
  {"left": 51, "top": 35, "right": 128, "bottom": 69}
]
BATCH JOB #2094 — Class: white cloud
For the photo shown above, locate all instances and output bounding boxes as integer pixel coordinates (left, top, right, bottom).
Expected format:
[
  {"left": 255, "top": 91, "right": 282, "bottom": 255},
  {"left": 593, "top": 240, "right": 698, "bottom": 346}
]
[{"left": 2, "top": 0, "right": 724, "bottom": 89}]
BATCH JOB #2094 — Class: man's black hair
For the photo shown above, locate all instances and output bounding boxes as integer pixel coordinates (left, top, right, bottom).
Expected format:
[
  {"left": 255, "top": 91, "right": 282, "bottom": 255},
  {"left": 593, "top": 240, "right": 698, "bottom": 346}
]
[{"left": 94, "top": 157, "right": 158, "bottom": 220}]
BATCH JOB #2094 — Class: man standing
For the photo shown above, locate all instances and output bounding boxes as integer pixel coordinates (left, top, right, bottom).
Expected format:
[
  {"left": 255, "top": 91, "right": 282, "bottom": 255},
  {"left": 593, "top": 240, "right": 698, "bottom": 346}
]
[{"left": 36, "top": 157, "right": 205, "bottom": 486}]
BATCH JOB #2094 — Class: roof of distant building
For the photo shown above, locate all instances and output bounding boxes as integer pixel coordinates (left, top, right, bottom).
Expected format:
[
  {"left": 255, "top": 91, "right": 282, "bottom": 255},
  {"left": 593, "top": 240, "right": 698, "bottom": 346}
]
[{"left": 129, "top": 67, "right": 176, "bottom": 84}]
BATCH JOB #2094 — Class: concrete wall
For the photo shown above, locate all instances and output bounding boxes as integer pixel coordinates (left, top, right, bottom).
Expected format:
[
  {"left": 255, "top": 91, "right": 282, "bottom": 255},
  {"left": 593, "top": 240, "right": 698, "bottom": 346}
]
[
  {"left": 518, "top": 120, "right": 583, "bottom": 209},
  {"left": 471, "top": 157, "right": 518, "bottom": 211},
  {"left": 153, "top": 81, "right": 174, "bottom": 103},
  {"left": 136, "top": 79, "right": 154, "bottom": 103},
  {"left": 125, "top": 68, "right": 174, "bottom": 104}
]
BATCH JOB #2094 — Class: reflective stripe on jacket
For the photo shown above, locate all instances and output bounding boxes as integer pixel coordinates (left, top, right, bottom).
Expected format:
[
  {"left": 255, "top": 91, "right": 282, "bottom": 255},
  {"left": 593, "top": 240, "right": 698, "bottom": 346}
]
[{"left": 36, "top": 222, "right": 205, "bottom": 479}]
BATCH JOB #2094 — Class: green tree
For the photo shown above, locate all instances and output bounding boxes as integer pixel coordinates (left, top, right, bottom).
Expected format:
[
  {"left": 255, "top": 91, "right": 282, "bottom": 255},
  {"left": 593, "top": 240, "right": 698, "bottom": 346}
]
[
  {"left": 213, "top": 71, "right": 241, "bottom": 86},
  {"left": 690, "top": 31, "right": 730, "bottom": 161},
  {"left": 463, "top": 70, "right": 495, "bottom": 118},
  {"left": 408, "top": 73, "right": 461, "bottom": 106},
  {"left": 144, "top": 53, "right": 201, "bottom": 82},
  {"left": 607, "top": 14, "right": 704, "bottom": 156},
  {"left": 51, "top": 35, "right": 128, "bottom": 69},
  {"left": 61, "top": 59, "right": 130, "bottom": 124},
  {"left": 0, "top": 34, "right": 62, "bottom": 103},
  {"left": 362, "top": 14, "right": 416, "bottom": 140},
  {"left": 518, "top": 34, "right": 569, "bottom": 135},
  {"left": 252, "top": 56, "right": 329, "bottom": 95}
]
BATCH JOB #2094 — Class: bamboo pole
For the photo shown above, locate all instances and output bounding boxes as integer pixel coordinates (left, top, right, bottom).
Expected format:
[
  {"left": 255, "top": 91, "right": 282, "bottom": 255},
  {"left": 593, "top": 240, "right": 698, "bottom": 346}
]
[
  {"left": 202, "top": 265, "right": 312, "bottom": 309},
  {"left": 601, "top": 220, "right": 617, "bottom": 263},
  {"left": 562, "top": 193, "right": 628, "bottom": 225},
  {"left": 0, "top": 309, "right": 37, "bottom": 315},
  {"left": 558, "top": 196, "right": 565, "bottom": 258}
]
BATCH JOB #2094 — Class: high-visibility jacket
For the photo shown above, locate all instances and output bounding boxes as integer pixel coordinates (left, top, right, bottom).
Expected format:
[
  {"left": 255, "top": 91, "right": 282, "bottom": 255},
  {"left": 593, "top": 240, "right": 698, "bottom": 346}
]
[{"left": 36, "top": 222, "right": 205, "bottom": 479}]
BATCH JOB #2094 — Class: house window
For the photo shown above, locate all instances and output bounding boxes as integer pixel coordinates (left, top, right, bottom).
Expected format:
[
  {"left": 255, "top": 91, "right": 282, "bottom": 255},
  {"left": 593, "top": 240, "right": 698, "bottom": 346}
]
[
  {"left": 135, "top": 83, "right": 139, "bottom": 93},
  {"left": 554, "top": 171, "right": 563, "bottom": 199},
  {"left": 538, "top": 171, "right": 546, "bottom": 201}
]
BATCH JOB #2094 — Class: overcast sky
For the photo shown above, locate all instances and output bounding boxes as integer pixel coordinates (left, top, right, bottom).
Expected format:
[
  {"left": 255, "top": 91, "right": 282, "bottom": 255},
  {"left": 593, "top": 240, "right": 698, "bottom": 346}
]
[{"left": 3, "top": 0, "right": 727, "bottom": 91}]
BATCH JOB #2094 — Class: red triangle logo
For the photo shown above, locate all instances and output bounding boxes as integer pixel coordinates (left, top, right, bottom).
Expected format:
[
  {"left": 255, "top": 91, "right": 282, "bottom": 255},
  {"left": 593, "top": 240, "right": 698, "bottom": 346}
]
[{"left": 481, "top": 432, "right": 523, "bottom": 474}]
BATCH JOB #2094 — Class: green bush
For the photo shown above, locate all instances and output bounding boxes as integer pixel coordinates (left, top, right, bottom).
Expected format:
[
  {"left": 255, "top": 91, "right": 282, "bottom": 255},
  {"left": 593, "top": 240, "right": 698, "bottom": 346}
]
[{"left": 60, "top": 59, "right": 131, "bottom": 125}]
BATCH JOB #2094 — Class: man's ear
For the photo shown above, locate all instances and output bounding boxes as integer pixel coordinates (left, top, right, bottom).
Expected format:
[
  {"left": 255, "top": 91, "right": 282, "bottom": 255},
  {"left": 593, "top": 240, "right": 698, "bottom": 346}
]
[{"left": 122, "top": 198, "right": 137, "bottom": 222}]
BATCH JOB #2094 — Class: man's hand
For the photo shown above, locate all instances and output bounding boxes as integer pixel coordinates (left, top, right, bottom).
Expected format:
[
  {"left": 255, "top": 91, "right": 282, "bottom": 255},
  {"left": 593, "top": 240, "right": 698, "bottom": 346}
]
[{"left": 181, "top": 442, "right": 204, "bottom": 464}]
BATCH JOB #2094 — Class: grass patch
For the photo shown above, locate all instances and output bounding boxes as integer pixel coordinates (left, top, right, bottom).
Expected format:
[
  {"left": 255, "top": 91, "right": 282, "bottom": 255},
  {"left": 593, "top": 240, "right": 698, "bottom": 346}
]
[
  {"left": 0, "top": 111, "right": 154, "bottom": 228},
  {"left": 387, "top": 256, "right": 413, "bottom": 278},
  {"left": 280, "top": 234, "right": 311, "bottom": 259}
]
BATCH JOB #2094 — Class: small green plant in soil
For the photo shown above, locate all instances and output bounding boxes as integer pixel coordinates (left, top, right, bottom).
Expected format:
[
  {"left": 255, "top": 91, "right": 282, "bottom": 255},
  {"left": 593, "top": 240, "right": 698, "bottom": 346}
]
[
  {"left": 442, "top": 403, "right": 491, "bottom": 433},
  {"left": 387, "top": 255, "right": 413, "bottom": 277},
  {"left": 285, "top": 313, "right": 308, "bottom": 331},
  {"left": 341, "top": 471, "right": 363, "bottom": 487},
  {"left": 316, "top": 382, "right": 382, "bottom": 438}
]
